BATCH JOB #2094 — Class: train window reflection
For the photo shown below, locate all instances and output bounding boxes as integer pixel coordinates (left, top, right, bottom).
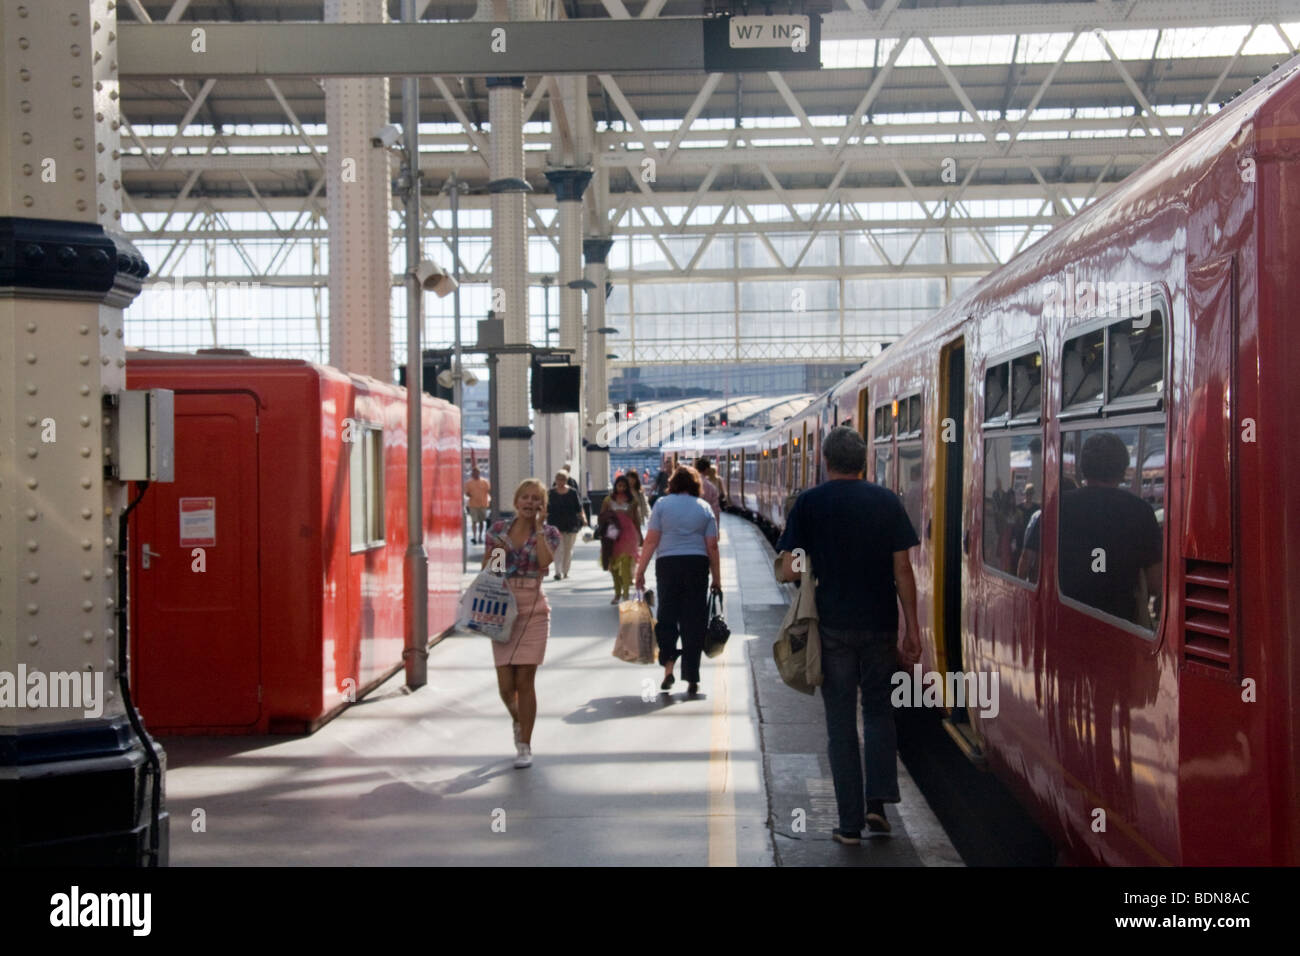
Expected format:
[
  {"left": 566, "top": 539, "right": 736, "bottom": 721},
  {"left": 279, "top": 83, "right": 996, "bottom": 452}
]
[
  {"left": 907, "top": 394, "right": 922, "bottom": 436},
  {"left": 982, "top": 433, "right": 1042, "bottom": 580},
  {"left": 1062, "top": 329, "right": 1104, "bottom": 409},
  {"left": 1056, "top": 426, "right": 1164, "bottom": 630},
  {"left": 1108, "top": 312, "right": 1164, "bottom": 402},
  {"left": 873, "top": 445, "right": 893, "bottom": 487},
  {"left": 898, "top": 443, "right": 923, "bottom": 536},
  {"left": 984, "top": 363, "right": 1009, "bottom": 420},
  {"left": 1011, "top": 352, "right": 1042, "bottom": 419}
]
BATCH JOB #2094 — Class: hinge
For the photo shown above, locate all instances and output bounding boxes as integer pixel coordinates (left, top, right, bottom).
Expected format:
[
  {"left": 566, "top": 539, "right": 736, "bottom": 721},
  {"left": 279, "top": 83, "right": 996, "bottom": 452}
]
[{"left": 254, "top": 416, "right": 260, "bottom": 434}]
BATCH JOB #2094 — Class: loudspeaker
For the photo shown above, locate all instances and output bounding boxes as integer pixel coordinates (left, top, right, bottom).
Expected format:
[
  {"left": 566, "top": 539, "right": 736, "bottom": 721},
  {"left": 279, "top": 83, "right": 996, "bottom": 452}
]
[
  {"left": 398, "top": 356, "right": 453, "bottom": 403},
  {"left": 531, "top": 362, "right": 581, "bottom": 413}
]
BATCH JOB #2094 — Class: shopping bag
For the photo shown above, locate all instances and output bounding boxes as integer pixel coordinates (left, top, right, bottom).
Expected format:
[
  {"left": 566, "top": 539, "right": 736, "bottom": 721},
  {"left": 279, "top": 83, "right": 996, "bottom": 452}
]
[
  {"left": 613, "top": 591, "right": 657, "bottom": 664},
  {"left": 702, "top": 591, "right": 731, "bottom": 659},
  {"left": 774, "top": 628, "right": 816, "bottom": 695},
  {"left": 456, "top": 571, "right": 518, "bottom": 643}
]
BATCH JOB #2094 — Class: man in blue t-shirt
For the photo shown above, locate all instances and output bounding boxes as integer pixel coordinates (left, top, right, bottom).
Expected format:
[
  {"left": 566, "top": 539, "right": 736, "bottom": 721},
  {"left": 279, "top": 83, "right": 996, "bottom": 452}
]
[{"left": 775, "top": 426, "right": 921, "bottom": 844}]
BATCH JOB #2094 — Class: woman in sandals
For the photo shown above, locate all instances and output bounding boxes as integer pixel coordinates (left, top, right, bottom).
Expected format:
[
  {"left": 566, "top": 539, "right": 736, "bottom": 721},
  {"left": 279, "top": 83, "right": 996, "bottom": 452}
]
[{"left": 482, "top": 478, "right": 561, "bottom": 769}]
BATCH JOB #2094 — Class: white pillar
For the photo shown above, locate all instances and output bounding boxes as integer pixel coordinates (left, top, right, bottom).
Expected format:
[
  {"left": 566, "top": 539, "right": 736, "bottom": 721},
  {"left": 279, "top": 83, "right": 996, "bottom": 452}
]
[
  {"left": 325, "top": 0, "right": 392, "bottom": 379},
  {"left": 487, "top": 74, "right": 530, "bottom": 514},
  {"left": 0, "top": 0, "right": 164, "bottom": 863}
]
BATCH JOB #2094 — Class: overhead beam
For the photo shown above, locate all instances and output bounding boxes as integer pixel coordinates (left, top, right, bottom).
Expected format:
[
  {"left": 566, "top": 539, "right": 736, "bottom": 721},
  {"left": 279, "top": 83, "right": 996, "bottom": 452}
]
[{"left": 118, "top": 19, "right": 819, "bottom": 78}]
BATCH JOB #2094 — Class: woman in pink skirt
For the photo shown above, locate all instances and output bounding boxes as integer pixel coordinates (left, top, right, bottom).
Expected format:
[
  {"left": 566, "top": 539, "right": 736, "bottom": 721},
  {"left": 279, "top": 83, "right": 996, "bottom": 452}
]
[{"left": 482, "top": 478, "right": 561, "bottom": 768}]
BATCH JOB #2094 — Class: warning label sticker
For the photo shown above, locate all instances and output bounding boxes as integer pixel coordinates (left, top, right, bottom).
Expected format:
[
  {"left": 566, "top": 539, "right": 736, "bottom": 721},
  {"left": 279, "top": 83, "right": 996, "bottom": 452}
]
[{"left": 179, "top": 497, "right": 216, "bottom": 547}]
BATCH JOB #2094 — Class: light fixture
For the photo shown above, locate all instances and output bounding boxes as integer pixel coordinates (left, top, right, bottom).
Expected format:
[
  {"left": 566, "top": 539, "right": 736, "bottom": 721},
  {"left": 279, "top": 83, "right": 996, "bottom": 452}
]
[
  {"left": 412, "top": 259, "right": 458, "bottom": 297},
  {"left": 568, "top": 278, "right": 598, "bottom": 291},
  {"left": 487, "top": 176, "right": 533, "bottom": 194},
  {"left": 605, "top": 353, "right": 619, "bottom": 360},
  {"left": 595, "top": 326, "right": 619, "bottom": 334}
]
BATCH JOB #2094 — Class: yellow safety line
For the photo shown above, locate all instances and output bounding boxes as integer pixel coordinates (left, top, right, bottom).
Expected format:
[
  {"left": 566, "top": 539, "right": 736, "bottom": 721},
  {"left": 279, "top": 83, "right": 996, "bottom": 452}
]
[{"left": 707, "top": 645, "right": 736, "bottom": 866}]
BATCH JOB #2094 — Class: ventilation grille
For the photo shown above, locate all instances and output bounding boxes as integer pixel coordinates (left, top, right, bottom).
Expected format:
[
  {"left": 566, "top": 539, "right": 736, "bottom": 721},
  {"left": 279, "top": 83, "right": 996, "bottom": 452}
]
[{"left": 1183, "top": 559, "right": 1234, "bottom": 671}]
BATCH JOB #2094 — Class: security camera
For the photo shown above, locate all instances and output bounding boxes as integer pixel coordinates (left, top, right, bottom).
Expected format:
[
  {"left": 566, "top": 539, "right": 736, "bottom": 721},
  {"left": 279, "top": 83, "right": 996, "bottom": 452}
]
[
  {"left": 412, "top": 259, "right": 458, "bottom": 297},
  {"left": 371, "top": 124, "right": 402, "bottom": 149}
]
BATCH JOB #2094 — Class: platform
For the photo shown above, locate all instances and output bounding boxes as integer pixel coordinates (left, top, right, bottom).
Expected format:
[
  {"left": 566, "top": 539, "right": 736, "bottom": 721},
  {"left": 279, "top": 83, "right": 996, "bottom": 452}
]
[{"left": 160, "top": 514, "right": 959, "bottom": 866}]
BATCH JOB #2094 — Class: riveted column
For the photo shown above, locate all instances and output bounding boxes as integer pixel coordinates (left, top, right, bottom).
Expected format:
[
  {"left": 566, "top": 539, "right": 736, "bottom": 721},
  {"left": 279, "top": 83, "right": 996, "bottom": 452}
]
[
  {"left": 543, "top": 167, "right": 590, "bottom": 496},
  {"left": 325, "top": 0, "right": 392, "bottom": 380},
  {"left": 583, "top": 237, "right": 614, "bottom": 505},
  {"left": 487, "top": 74, "right": 529, "bottom": 515},
  {"left": 0, "top": 0, "right": 166, "bottom": 864}
]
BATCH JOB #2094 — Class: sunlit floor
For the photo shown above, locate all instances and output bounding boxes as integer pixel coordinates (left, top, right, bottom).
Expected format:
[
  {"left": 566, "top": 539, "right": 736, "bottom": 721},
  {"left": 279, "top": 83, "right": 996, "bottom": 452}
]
[{"left": 161, "top": 515, "right": 957, "bottom": 866}]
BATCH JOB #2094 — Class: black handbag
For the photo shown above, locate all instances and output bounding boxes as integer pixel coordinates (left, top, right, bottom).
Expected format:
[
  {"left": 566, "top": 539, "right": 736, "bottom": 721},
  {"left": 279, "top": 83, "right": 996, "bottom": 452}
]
[{"left": 703, "top": 590, "right": 731, "bottom": 659}]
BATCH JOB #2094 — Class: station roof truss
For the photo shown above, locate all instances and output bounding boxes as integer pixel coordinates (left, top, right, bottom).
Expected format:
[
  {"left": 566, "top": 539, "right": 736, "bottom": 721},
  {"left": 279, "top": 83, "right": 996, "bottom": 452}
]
[{"left": 116, "top": 0, "right": 1300, "bottom": 367}]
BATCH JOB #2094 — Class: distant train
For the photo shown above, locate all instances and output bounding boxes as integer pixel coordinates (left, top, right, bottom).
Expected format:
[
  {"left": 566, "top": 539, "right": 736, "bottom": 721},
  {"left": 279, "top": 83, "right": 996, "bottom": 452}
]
[
  {"left": 665, "top": 60, "right": 1300, "bottom": 865},
  {"left": 126, "top": 352, "right": 463, "bottom": 734}
]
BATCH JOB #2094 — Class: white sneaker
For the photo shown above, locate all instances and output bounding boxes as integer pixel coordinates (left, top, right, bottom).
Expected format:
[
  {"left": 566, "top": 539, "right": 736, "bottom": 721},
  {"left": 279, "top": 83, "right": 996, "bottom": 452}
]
[{"left": 513, "top": 744, "right": 532, "bottom": 769}]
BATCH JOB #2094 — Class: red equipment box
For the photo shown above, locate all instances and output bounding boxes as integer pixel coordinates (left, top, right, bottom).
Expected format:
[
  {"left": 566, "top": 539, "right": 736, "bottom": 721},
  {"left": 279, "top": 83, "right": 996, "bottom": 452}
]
[{"left": 126, "top": 352, "right": 462, "bottom": 734}]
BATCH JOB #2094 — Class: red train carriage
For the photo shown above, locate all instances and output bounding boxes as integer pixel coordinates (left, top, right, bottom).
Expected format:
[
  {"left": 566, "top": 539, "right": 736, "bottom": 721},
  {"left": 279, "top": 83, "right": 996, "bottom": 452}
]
[
  {"left": 125, "top": 352, "right": 462, "bottom": 734},
  {"left": 744, "top": 60, "right": 1300, "bottom": 864}
]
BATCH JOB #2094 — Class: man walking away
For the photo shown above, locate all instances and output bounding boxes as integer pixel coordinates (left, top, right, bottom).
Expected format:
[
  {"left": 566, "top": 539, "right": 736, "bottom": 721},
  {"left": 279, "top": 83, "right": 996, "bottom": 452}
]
[{"left": 775, "top": 426, "right": 921, "bottom": 845}]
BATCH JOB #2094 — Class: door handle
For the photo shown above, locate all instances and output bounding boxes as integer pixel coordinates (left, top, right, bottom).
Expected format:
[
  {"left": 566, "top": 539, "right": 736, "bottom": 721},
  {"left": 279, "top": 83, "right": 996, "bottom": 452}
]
[{"left": 142, "top": 544, "right": 161, "bottom": 569}]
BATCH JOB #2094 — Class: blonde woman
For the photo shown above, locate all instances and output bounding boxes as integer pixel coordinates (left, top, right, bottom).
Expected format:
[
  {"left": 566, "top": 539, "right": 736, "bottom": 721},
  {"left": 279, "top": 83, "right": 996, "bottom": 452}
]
[{"left": 482, "top": 478, "right": 561, "bottom": 768}]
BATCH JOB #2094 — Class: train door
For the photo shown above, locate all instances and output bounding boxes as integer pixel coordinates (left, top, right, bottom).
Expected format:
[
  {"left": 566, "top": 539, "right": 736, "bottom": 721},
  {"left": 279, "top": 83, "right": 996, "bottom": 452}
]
[
  {"left": 856, "top": 387, "right": 870, "bottom": 442},
  {"left": 131, "top": 392, "right": 262, "bottom": 731},
  {"left": 934, "top": 339, "right": 967, "bottom": 691}
]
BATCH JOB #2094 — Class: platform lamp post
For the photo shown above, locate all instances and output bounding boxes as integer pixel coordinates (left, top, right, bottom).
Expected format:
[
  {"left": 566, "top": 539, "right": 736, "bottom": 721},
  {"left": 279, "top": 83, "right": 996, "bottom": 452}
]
[{"left": 398, "top": 22, "right": 460, "bottom": 689}]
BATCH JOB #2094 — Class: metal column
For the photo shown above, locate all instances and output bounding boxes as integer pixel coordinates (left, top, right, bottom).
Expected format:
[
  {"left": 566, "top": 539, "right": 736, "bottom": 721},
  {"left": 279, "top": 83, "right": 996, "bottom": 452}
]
[
  {"left": 324, "top": 0, "right": 392, "bottom": 381},
  {"left": 0, "top": 0, "right": 164, "bottom": 864},
  {"left": 583, "top": 237, "right": 614, "bottom": 505}
]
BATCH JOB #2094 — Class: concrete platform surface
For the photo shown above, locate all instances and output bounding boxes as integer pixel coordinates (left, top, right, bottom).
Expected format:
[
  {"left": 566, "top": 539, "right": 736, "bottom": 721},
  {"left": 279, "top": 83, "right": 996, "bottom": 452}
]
[{"left": 161, "top": 514, "right": 959, "bottom": 867}]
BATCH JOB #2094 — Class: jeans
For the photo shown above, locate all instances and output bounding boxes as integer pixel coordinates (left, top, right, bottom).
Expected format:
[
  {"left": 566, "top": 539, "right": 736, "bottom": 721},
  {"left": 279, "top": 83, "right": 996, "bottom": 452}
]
[
  {"left": 818, "top": 624, "right": 901, "bottom": 832},
  {"left": 654, "top": 555, "right": 709, "bottom": 682}
]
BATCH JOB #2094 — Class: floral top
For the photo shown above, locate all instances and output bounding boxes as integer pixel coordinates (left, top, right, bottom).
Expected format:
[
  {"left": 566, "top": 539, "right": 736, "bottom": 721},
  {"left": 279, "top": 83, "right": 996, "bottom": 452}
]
[{"left": 485, "top": 518, "right": 561, "bottom": 578}]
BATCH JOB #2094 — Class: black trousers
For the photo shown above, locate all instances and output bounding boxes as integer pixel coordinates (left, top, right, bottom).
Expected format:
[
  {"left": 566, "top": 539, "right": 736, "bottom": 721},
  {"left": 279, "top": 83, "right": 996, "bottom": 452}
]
[{"left": 654, "top": 555, "right": 710, "bottom": 682}]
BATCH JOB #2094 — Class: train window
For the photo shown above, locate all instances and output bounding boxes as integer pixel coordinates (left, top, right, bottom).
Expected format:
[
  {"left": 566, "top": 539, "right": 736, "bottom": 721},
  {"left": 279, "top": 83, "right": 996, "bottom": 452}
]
[
  {"left": 897, "top": 443, "right": 923, "bottom": 535},
  {"left": 1061, "top": 329, "right": 1105, "bottom": 411},
  {"left": 982, "top": 433, "right": 1043, "bottom": 580},
  {"left": 907, "top": 394, "right": 922, "bottom": 436},
  {"left": 873, "top": 403, "right": 894, "bottom": 442},
  {"left": 349, "top": 424, "right": 385, "bottom": 552},
  {"left": 1010, "top": 352, "right": 1042, "bottom": 421},
  {"left": 1107, "top": 312, "right": 1164, "bottom": 404},
  {"left": 983, "top": 364, "right": 1009, "bottom": 422},
  {"left": 1055, "top": 423, "right": 1165, "bottom": 633}
]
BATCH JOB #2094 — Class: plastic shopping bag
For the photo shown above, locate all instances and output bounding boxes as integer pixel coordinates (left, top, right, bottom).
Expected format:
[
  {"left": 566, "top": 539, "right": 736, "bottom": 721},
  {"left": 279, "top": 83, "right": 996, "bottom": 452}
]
[
  {"left": 613, "top": 592, "right": 657, "bottom": 664},
  {"left": 456, "top": 571, "right": 518, "bottom": 643}
]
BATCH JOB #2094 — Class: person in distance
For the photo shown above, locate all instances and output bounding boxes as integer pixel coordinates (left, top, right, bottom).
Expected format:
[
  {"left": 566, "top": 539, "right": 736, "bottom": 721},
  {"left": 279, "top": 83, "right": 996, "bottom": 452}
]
[
  {"left": 597, "top": 475, "right": 644, "bottom": 604},
  {"left": 775, "top": 426, "right": 922, "bottom": 845},
  {"left": 548, "top": 470, "right": 585, "bottom": 581},
  {"left": 464, "top": 466, "right": 491, "bottom": 544}
]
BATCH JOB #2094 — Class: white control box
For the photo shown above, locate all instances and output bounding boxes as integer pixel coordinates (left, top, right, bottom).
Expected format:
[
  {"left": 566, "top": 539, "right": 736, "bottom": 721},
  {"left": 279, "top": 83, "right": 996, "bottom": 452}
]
[{"left": 114, "top": 389, "right": 175, "bottom": 482}]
